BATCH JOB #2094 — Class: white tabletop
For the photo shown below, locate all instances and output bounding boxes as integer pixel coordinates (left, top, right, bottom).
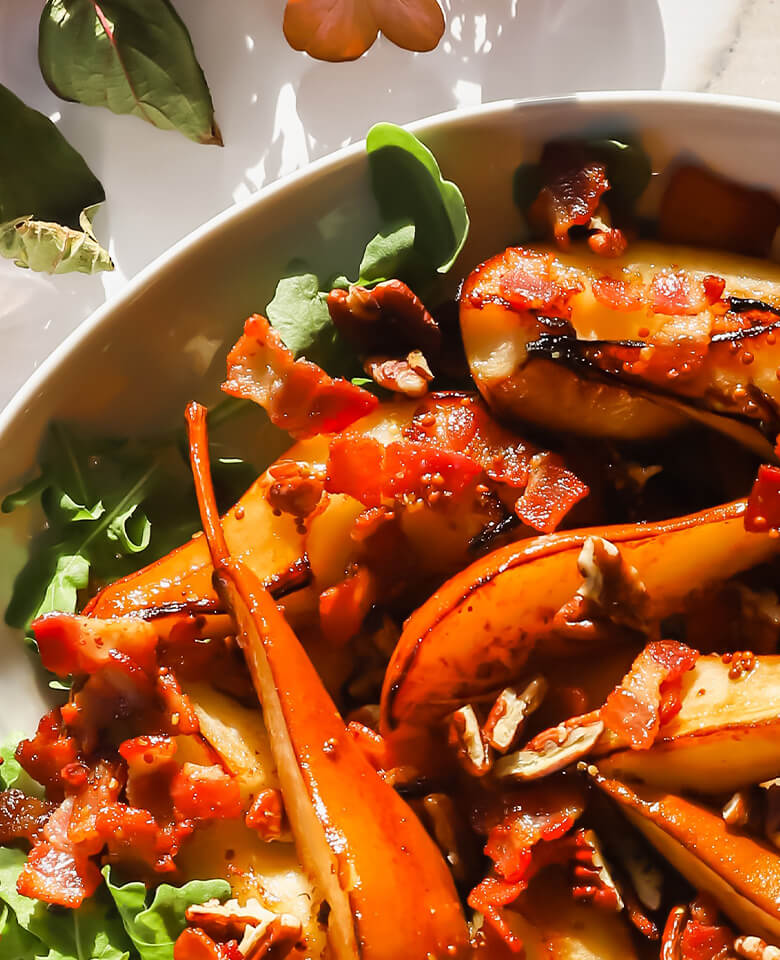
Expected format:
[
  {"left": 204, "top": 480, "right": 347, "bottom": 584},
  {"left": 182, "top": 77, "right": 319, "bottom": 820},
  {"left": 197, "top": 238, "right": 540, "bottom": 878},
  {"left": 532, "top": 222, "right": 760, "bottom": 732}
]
[{"left": 0, "top": 0, "right": 775, "bottom": 409}]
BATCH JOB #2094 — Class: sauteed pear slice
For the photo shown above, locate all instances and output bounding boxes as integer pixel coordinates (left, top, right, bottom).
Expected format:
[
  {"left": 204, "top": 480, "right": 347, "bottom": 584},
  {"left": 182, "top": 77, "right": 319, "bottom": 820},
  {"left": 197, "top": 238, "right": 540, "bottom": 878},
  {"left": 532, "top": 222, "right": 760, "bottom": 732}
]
[
  {"left": 598, "top": 654, "right": 780, "bottom": 793},
  {"left": 381, "top": 501, "right": 779, "bottom": 730},
  {"left": 186, "top": 402, "right": 469, "bottom": 960},
  {"left": 591, "top": 770, "right": 780, "bottom": 942}
]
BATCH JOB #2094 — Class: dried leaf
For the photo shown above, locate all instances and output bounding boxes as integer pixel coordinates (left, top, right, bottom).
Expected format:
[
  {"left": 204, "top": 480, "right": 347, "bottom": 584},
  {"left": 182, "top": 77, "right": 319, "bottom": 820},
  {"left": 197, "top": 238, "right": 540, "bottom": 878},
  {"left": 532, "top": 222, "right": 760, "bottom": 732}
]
[{"left": 0, "top": 207, "right": 113, "bottom": 275}]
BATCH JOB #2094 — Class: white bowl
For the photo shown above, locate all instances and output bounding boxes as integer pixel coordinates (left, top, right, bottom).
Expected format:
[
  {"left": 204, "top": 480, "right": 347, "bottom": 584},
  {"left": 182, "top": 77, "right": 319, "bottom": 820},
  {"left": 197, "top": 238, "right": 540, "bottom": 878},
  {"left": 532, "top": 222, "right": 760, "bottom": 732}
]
[{"left": 4, "top": 91, "right": 780, "bottom": 735}]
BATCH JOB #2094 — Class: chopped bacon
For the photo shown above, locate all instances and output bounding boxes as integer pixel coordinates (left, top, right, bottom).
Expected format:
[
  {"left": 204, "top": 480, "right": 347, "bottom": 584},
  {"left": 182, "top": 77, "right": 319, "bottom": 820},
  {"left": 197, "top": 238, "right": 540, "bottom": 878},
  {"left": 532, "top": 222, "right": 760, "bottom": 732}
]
[
  {"left": 17, "top": 797, "right": 100, "bottom": 908},
  {"left": 157, "top": 668, "right": 200, "bottom": 735},
  {"left": 327, "top": 280, "right": 441, "bottom": 358},
  {"left": 318, "top": 566, "right": 376, "bottom": 645},
  {"left": 33, "top": 613, "right": 159, "bottom": 677},
  {"left": 679, "top": 899, "right": 734, "bottom": 960},
  {"left": 591, "top": 276, "right": 644, "bottom": 311},
  {"left": 601, "top": 640, "right": 698, "bottom": 749},
  {"left": 588, "top": 226, "right": 628, "bottom": 258},
  {"left": 529, "top": 162, "right": 610, "bottom": 248},
  {"left": 120, "top": 735, "right": 178, "bottom": 815},
  {"left": 245, "top": 788, "right": 284, "bottom": 841},
  {"left": 222, "top": 314, "right": 377, "bottom": 438},
  {"left": 266, "top": 460, "right": 325, "bottom": 517},
  {"left": 468, "top": 877, "right": 526, "bottom": 953},
  {"left": 98, "top": 802, "right": 186, "bottom": 873},
  {"left": 497, "top": 249, "right": 583, "bottom": 318},
  {"left": 174, "top": 927, "right": 244, "bottom": 960},
  {"left": 171, "top": 763, "right": 242, "bottom": 821},
  {"left": 649, "top": 270, "right": 712, "bottom": 316},
  {"left": 514, "top": 454, "right": 589, "bottom": 533},
  {"left": 325, "top": 435, "right": 482, "bottom": 508},
  {"left": 0, "top": 789, "right": 54, "bottom": 845},
  {"left": 67, "top": 759, "right": 124, "bottom": 857},
  {"left": 16, "top": 710, "right": 80, "bottom": 802},
  {"left": 745, "top": 464, "right": 780, "bottom": 533}
]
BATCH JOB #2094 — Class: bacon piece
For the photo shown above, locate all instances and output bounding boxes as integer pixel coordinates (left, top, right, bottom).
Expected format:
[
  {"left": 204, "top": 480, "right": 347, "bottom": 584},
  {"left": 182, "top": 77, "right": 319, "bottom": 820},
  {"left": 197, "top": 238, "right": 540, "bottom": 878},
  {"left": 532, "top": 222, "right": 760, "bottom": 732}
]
[
  {"left": 327, "top": 280, "right": 441, "bottom": 358},
  {"left": 591, "top": 275, "right": 644, "bottom": 311},
  {"left": 497, "top": 249, "right": 583, "bottom": 318},
  {"left": 649, "top": 270, "right": 712, "bottom": 316},
  {"left": 157, "top": 668, "right": 199, "bottom": 735},
  {"left": 222, "top": 314, "right": 377, "bottom": 438},
  {"left": 0, "top": 789, "right": 54, "bottom": 845},
  {"left": 325, "top": 435, "right": 481, "bottom": 508},
  {"left": 174, "top": 927, "right": 243, "bottom": 960},
  {"left": 529, "top": 162, "right": 610, "bottom": 248},
  {"left": 679, "top": 896, "right": 734, "bottom": 960},
  {"left": 246, "top": 788, "right": 284, "bottom": 841},
  {"left": 514, "top": 453, "right": 589, "bottom": 534},
  {"left": 588, "top": 226, "right": 628, "bottom": 258},
  {"left": 468, "top": 877, "right": 526, "bottom": 953},
  {"left": 98, "top": 802, "right": 186, "bottom": 873},
  {"left": 601, "top": 640, "right": 698, "bottom": 749},
  {"left": 17, "top": 797, "right": 100, "bottom": 908},
  {"left": 746, "top": 464, "right": 780, "bottom": 533},
  {"left": 33, "top": 613, "right": 158, "bottom": 677},
  {"left": 171, "top": 763, "right": 242, "bottom": 821},
  {"left": 15, "top": 710, "right": 80, "bottom": 802}
]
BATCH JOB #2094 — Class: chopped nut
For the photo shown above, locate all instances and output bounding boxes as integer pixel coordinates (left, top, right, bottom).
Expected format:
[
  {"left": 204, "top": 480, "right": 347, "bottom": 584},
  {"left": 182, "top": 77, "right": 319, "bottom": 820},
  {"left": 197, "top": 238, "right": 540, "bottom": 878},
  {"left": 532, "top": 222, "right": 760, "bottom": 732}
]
[
  {"left": 483, "top": 676, "right": 548, "bottom": 753},
  {"left": 266, "top": 461, "right": 325, "bottom": 517},
  {"left": 447, "top": 705, "right": 492, "bottom": 776},
  {"left": 736, "top": 936, "right": 780, "bottom": 960},
  {"left": 185, "top": 898, "right": 282, "bottom": 939},
  {"left": 494, "top": 720, "right": 604, "bottom": 781},
  {"left": 722, "top": 791, "right": 751, "bottom": 828},
  {"left": 240, "top": 914, "right": 302, "bottom": 960},
  {"left": 572, "top": 828, "right": 623, "bottom": 911},
  {"left": 364, "top": 351, "right": 434, "bottom": 398},
  {"left": 661, "top": 906, "right": 688, "bottom": 960}
]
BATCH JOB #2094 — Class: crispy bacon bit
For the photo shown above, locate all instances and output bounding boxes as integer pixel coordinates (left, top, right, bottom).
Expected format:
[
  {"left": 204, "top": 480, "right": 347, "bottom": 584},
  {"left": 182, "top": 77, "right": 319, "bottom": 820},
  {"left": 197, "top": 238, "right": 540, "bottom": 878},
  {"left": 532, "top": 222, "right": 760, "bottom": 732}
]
[
  {"left": 650, "top": 270, "right": 710, "bottom": 316},
  {"left": 662, "top": 906, "right": 688, "bottom": 960},
  {"left": 448, "top": 705, "right": 492, "bottom": 776},
  {"left": 588, "top": 226, "right": 628, "bottom": 258},
  {"left": 16, "top": 710, "right": 80, "bottom": 803},
  {"left": 171, "top": 763, "right": 241, "bottom": 820},
  {"left": 325, "top": 434, "right": 481, "bottom": 508},
  {"left": 99, "top": 802, "right": 185, "bottom": 873},
  {"left": 0, "top": 789, "right": 54, "bottom": 845},
  {"left": 514, "top": 453, "right": 589, "bottom": 533},
  {"left": 184, "top": 897, "right": 302, "bottom": 960},
  {"left": 120, "top": 735, "right": 179, "bottom": 813},
  {"left": 591, "top": 275, "right": 644, "bottom": 311},
  {"left": 483, "top": 676, "right": 548, "bottom": 754},
  {"left": 327, "top": 280, "right": 441, "bottom": 358},
  {"left": 174, "top": 927, "right": 242, "bottom": 960},
  {"left": 245, "top": 788, "right": 283, "bottom": 841},
  {"left": 222, "top": 314, "right": 377, "bottom": 438},
  {"left": 468, "top": 877, "right": 525, "bottom": 953},
  {"left": 17, "top": 797, "right": 101, "bottom": 908},
  {"left": 529, "top": 162, "right": 610, "bottom": 248},
  {"left": 266, "top": 461, "right": 325, "bottom": 517},
  {"left": 171, "top": 763, "right": 242, "bottom": 821},
  {"left": 679, "top": 896, "right": 734, "bottom": 960},
  {"left": 33, "top": 613, "right": 158, "bottom": 677},
  {"left": 497, "top": 249, "right": 583, "bottom": 317},
  {"left": 746, "top": 464, "right": 780, "bottom": 533},
  {"left": 601, "top": 640, "right": 699, "bottom": 750},
  {"left": 319, "top": 566, "right": 376, "bottom": 645},
  {"left": 157, "top": 668, "right": 199, "bottom": 734},
  {"left": 364, "top": 350, "right": 433, "bottom": 398}
]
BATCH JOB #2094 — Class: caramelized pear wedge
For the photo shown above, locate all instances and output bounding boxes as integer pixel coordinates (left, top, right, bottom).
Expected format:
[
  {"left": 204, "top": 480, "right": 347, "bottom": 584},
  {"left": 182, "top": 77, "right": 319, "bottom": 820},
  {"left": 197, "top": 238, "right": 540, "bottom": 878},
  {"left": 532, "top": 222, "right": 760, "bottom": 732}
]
[
  {"left": 381, "top": 501, "right": 778, "bottom": 730},
  {"left": 185, "top": 403, "right": 469, "bottom": 960},
  {"left": 590, "top": 769, "right": 780, "bottom": 942},
  {"left": 597, "top": 654, "right": 780, "bottom": 793},
  {"left": 460, "top": 242, "right": 780, "bottom": 452}
]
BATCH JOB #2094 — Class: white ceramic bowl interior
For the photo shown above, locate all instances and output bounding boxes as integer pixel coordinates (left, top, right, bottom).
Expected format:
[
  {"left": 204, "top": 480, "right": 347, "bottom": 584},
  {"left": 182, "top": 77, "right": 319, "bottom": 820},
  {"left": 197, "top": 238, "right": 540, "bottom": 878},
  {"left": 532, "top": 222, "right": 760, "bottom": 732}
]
[{"left": 4, "top": 92, "right": 780, "bottom": 735}]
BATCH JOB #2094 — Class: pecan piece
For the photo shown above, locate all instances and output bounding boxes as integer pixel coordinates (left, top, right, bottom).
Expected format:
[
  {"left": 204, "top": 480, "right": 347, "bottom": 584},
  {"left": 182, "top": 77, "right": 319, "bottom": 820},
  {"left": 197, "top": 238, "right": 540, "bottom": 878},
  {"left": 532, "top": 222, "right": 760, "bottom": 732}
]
[
  {"left": 447, "top": 705, "right": 492, "bottom": 776},
  {"left": 266, "top": 461, "right": 325, "bottom": 518},
  {"left": 364, "top": 350, "right": 433, "bottom": 398},
  {"left": 483, "top": 676, "right": 548, "bottom": 753},
  {"left": 736, "top": 936, "right": 780, "bottom": 960},
  {"left": 495, "top": 720, "right": 604, "bottom": 781}
]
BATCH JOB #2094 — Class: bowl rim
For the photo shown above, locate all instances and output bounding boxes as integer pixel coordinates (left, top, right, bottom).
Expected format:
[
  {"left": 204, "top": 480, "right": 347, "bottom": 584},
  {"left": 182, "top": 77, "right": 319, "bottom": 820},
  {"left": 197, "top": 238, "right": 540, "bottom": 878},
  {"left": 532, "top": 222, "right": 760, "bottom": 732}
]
[{"left": 5, "top": 89, "right": 780, "bottom": 440}]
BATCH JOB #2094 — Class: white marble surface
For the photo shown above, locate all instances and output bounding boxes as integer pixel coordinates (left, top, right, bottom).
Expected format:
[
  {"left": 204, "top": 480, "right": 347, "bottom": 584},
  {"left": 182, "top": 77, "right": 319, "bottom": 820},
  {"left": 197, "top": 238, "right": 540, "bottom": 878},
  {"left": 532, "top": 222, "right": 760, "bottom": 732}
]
[{"left": 0, "top": 0, "right": 777, "bottom": 408}]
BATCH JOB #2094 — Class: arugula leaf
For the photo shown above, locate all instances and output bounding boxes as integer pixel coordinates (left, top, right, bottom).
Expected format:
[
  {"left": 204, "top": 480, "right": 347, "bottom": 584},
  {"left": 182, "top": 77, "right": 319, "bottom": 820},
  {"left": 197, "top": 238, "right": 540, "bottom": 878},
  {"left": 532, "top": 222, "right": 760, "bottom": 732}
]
[
  {"left": 357, "top": 220, "right": 416, "bottom": 285},
  {"left": 107, "top": 504, "right": 152, "bottom": 554},
  {"left": 366, "top": 122, "right": 469, "bottom": 274},
  {"left": 0, "top": 83, "right": 112, "bottom": 275},
  {"left": 103, "top": 867, "right": 230, "bottom": 960},
  {"left": 2, "top": 475, "right": 49, "bottom": 514},
  {"left": 35, "top": 555, "right": 90, "bottom": 624},
  {"left": 39, "top": 0, "right": 221, "bottom": 146},
  {"left": 0, "top": 849, "right": 130, "bottom": 960}
]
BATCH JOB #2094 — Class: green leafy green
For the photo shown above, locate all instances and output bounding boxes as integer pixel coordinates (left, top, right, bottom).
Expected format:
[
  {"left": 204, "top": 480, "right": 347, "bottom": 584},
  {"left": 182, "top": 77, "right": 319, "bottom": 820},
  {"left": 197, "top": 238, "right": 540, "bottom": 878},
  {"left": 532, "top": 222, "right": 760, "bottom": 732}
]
[
  {"left": 357, "top": 220, "right": 416, "bottom": 285},
  {"left": 366, "top": 122, "right": 469, "bottom": 274},
  {"left": 266, "top": 123, "right": 469, "bottom": 373},
  {"left": 0, "top": 83, "right": 112, "bottom": 275},
  {"left": 39, "top": 0, "right": 221, "bottom": 146},
  {"left": 103, "top": 868, "right": 230, "bottom": 960},
  {"left": 0, "top": 849, "right": 130, "bottom": 960}
]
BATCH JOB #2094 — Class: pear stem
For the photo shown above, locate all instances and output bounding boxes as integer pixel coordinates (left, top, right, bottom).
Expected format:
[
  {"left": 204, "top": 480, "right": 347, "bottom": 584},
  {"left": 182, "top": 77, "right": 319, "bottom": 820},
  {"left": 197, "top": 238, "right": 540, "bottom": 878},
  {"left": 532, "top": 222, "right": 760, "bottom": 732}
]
[{"left": 185, "top": 400, "right": 230, "bottom": 567}]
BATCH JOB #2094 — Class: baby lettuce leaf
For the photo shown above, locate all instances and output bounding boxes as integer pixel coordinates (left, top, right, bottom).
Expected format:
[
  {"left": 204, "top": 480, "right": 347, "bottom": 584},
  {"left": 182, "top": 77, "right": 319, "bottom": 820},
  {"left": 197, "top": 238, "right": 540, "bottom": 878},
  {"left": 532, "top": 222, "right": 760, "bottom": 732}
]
[
  {"left": 39, "top": 0, "right": 221, "bottom": 146},
  {"left": 103, "top": 867, "right": 230, "bottom": 960},
  {"left": 0, "top": 735, "right": 41, "bottom": 796},
  {"left": 0, "top": 849, "right": 130, "bottom": 960},
  {"left": 0, "top": 84, "right": 112, "bottom": 275},
  {"left": 266, "top": 123, "right": 469, "bottom": 371},
  {"left": 366, "top": 122, "right": 469, "bottom": 274}
]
